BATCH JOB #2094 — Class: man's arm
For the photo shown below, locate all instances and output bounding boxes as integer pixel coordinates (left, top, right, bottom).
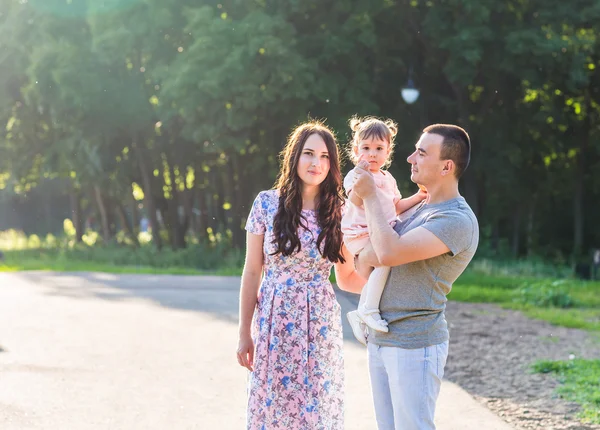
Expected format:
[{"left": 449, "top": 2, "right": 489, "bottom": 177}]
[
  {"left": 362, "top": 194, "right": 451, "bottom": 266},
  {"left": 351, "top": 161, "right": 451, "bottom": 266},
  {"left": 348, "top": 189, "right": 363, "bottom": 207}
]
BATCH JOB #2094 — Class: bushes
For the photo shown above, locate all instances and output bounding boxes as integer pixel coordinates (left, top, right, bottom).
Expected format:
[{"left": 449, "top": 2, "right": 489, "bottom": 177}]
[
  {"left": 469, "top": 258, "right": 573, "bottom": 278},
  {"left": 512, "top": 280, "right": 577, "bottom": 308}
]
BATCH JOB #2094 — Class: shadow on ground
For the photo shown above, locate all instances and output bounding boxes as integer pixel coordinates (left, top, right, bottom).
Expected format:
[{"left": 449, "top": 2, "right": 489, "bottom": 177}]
[{"left": 9, "top": 271, "right": 364, "bottom": 344}]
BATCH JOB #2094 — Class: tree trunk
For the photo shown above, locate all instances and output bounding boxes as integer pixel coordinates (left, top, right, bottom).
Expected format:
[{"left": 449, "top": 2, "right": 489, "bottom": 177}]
[
  {"left": 574, "top": 157, "right": 584, "bottom": 258},
  {"left": 526, "top": 196, "right": 536, "bottom": 258},
  {"left": 511, "top": 204, "right": 521, "bottom": 258},
  {"left": 69, "top": 187, "right": 84, "bottom": 242},
  {"left": 157, "top": 158, "right": 185, "bottom": 250},
  {"left": 215, "top": 169, "right": 228, "bottom": 231},
  {"left": 135, "top": 142, "right": 163, "bottom": 249},
  {"left": 116, "top": 201, "right": 139, "bottom": 247},
  {"left": 197, "top": 168, "right": 209, "bottom": 240},
  {"left": 573, "top": 93, "right": 590, "bottom": 259},
  {"left": 166, "top": 194, "right": 186, "bottom": 250},
  {"left": 106, "top": 198, "right": 117, "bottom": 239},
  {"left": 182, "top": 188, "right": 194, "bottom": 236},
  {"left": 491, "top": 218, "right": 499, "bottom": 255},
  {"left": 130, "top": 192, "right": 139, "bottom": 237},
  {"left": 93, "top": 185, "right": 111, "bottom": 243},
  {"left": 229, "top": 153, "right": 245, "bottom": 249}
]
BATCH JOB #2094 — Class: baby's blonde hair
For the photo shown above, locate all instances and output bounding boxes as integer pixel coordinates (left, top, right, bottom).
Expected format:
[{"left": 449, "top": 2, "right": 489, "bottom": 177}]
[{"left": 347, "top": 116, "right": 398, "bottom": 168}]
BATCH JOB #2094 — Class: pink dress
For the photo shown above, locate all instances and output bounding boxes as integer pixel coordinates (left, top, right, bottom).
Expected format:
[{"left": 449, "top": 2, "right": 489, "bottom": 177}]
[
  {"left": 341, "top": 169, "right": 402, "bottom": 255},
  {"left": 245, "top": 190, "right": 344, "bottom": 430}
]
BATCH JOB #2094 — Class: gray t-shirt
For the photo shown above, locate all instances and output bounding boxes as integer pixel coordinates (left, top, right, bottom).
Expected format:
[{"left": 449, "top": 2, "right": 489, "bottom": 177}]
[{"left": 368, "top": 196, "right": 479, "bottom": 349}]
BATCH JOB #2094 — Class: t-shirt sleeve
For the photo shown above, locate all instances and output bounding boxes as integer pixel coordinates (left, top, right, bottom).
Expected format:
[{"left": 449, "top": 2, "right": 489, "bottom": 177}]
[
  {"left": 343, "top": 169, "right": 356, "bottom": 194},
  {"left": 245, "top": 191, "right": 267, "bottom": 235},
  {"left": 421, "top": 210, "right": 476, "bottom": 256}
]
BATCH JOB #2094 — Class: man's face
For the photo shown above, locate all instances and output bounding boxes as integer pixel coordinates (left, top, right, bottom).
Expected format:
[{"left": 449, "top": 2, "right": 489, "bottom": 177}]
[{"left": 406, "top": 132, "right": 444, "bottom": 186}]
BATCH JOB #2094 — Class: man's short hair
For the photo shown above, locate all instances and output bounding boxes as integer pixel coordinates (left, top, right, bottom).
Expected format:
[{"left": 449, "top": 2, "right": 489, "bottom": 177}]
[{"left": 422, "top": 124, "right": 471, "bottom": 179}]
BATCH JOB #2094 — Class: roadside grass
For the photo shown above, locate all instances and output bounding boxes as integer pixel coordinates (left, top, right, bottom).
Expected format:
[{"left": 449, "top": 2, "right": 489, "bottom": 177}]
[
  {"left": 451, "top": 269, "right": 600, "bottom": 331},
  {"left": 0, "top": 229, "right": 244, "bottom": 276},
  {"left": 0, "top": 248, "right": 244, "bottom": 276},
  {"left": 0, "top": 258, "right": 241, "bottom": 276},
  {"left": 532, "top": 359, "right": 600, "bottom": 424}
]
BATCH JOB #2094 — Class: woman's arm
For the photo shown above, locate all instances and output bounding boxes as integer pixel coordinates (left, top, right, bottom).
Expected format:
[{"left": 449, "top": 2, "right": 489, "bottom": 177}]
[
  {"left": 334, "top": 243, "right": 368, "bottom": 294},
  {"left": 237, "top": 231, "right": 264, "bottom": 371}
]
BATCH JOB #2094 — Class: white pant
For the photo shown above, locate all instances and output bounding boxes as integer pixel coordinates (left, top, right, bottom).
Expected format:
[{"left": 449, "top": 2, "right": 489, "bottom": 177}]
[{"left": 367, "top": 341, "right": 449, "bottom": 430}]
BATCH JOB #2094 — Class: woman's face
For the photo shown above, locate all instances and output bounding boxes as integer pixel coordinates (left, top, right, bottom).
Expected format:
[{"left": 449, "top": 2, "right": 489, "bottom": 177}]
[{"left": 296, "top": 133, "right": 331, "bottom": 188}]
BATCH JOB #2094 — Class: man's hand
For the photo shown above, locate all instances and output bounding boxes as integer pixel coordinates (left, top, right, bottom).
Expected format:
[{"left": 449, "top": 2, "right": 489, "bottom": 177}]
[
  {"left": 352, "top": 160, "right": 376, "bottom": 199},
  {"left": 357, "top": 243, "right": 382, "bottom": 275}
]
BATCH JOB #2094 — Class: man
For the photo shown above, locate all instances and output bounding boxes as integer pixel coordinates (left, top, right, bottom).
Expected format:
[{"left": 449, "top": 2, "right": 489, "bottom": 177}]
[{"left": 344, "top": 124, "right": 479, "bottom": 430}]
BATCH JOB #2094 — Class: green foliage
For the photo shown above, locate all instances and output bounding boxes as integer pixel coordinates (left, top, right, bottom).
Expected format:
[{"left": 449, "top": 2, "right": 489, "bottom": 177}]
[
  {"left": 2, "top": 242, "right": 243, "bottom": 273},
  {"left": 522, "top": 307, "right": 600, "bottom": 331},
  {"left": 0, "top": 228, "right": 243, "bottom": 273},
  {"left": 512, "top": 280, "right": 577, "bottom": 308},
  {"left": 468, "top": 258, "right": 574, "bottom": 279},
  {"left": 452, "top": 264, "right": 600, "bottom": 330},
  {"left": 532, "top": 359, "right": 600, "bottom": 424},
  {"left": 1, "top": 0, "right": 600, "bottom": 260}
]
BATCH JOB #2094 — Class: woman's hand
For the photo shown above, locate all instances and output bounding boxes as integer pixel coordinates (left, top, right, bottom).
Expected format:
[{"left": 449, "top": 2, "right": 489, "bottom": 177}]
[{"left": 236, "top": 333, "right": 254, "bottom": 372}]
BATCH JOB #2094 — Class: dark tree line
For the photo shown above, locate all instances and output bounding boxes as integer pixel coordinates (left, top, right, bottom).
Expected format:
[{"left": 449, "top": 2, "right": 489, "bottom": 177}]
[{"left": 1, "top": 0, "right": 599, "bottom": 263}]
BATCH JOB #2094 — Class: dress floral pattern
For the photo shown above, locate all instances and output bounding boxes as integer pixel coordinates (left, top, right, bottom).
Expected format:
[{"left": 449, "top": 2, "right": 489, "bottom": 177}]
[{"left": 245, "top": 190, "right": 344, "bottom": 430}]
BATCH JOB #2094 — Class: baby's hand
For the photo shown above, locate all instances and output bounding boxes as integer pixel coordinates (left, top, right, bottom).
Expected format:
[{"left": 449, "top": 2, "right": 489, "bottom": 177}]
[
  {"left": 356, "top": 160, "right": 370, "bottom": 172},
  {"left": 417, "top": 184, "right": 428, "bottom": 200}
]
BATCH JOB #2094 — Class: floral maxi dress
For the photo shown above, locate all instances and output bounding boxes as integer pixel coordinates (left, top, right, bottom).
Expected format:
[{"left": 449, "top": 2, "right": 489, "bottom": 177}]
[{"left": 245, "top": 190, "right": 344, "bottom": 430}]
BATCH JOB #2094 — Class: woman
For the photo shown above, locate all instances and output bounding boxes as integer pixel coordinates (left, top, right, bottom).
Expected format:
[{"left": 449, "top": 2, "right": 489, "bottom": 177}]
[{"left": 237, "top": 121, "right": 365, "bottom": 429}]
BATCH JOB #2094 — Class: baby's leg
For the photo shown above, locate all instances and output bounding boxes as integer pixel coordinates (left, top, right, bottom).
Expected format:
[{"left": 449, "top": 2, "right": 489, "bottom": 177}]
[
  {"left": 361, "top": 266, "right": 391, "bottom": 313},
  {"left": 354, "top": 242, "right": 374, "bottom": 308},
  {"left": 356, "top": 242, "right": 390, "bottom": 333}
]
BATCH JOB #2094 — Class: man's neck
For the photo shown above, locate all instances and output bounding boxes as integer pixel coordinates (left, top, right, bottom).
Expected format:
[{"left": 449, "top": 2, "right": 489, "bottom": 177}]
[{"left": 424, "top": 181, "right": 460, "bottom": 205}]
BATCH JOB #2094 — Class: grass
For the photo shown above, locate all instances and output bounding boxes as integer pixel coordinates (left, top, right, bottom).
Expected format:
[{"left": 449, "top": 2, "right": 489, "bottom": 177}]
[
  {"left": 0, "top": 259, "right": 241, "bottom": 276},
  {"left": 451, "top": 271, "right": 600, "bottom": 331},
  {"left": 532, "top": 359, "right": 600, "bottom": 424},
  {"left": 0, "top": 229, "right": 244, "bottom": 276}
]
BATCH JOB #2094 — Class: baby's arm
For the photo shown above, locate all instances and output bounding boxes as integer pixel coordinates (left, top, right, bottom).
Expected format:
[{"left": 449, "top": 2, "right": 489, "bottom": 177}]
[
  {"left": 395, "top": 190, "right": 427, "bottom": 215},
  {"left": 344, "top": 169, "right": 363, "bottom": 207}
]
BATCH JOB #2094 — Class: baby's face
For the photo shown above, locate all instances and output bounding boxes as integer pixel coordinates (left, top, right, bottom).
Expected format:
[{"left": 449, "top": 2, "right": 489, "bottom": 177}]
[{"left": 354, "top": 137, "right": 390, "bottom": 172}]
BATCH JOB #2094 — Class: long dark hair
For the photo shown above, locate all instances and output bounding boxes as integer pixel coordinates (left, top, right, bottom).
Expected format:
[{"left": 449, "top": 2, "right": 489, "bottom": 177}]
[{"left": 271, "top": 121, "right": 345, "bottom": 263}]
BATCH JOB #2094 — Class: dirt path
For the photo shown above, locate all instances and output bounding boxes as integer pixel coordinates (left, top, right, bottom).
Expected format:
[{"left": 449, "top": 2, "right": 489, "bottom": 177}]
[{"left": 445, "top": 301, "right": 600, "bottom": 430}]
